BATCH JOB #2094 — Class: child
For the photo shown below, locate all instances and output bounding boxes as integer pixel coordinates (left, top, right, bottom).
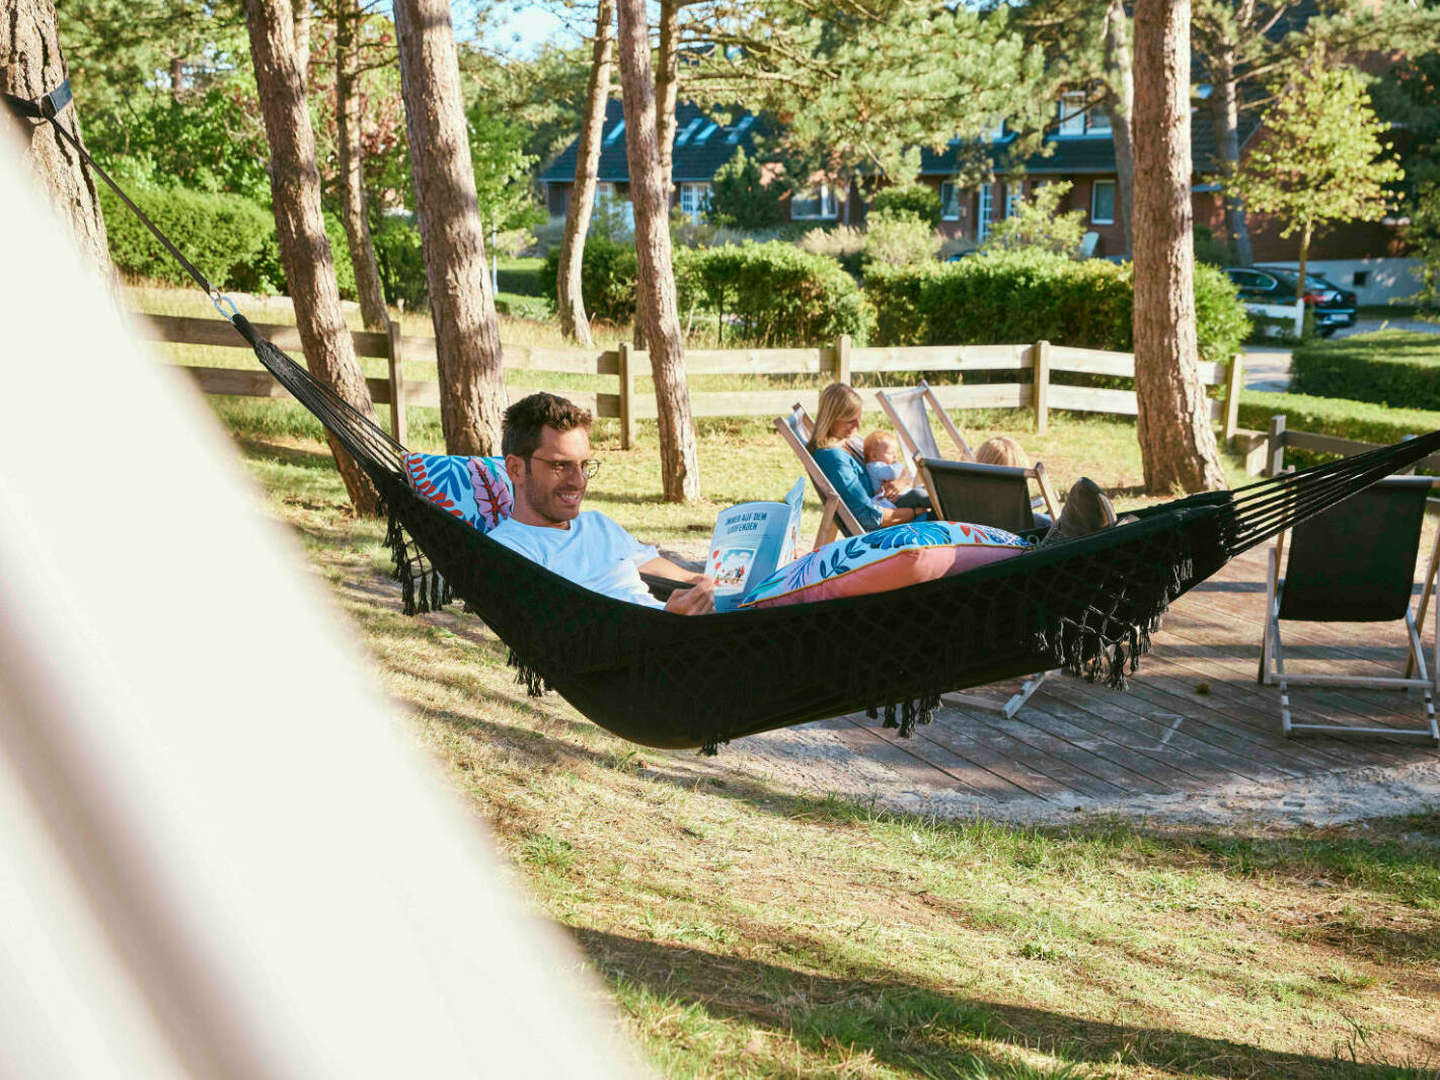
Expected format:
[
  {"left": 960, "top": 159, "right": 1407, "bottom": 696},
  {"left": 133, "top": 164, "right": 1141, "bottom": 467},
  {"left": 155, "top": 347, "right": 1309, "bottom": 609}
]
[
  {"left": 974, "top": 435, "right": 1029, "bottom": 469},
  {"left": 862, "top": 430, "right": 924, "bottom": 509}
]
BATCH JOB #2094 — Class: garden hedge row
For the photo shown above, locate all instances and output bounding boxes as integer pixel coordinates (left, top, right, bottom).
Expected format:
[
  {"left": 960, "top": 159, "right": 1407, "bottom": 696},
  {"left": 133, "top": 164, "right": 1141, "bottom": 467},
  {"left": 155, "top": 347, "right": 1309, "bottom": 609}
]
[
  {"left": 103, "top": 185, "right": 356, "bottom": 300},
  {"left": 1237, "top": 389, "right": 1440, "bottom": 447},
  {"left": 1289, "top": 331, "right": 1440, "bottom": 409},
  {"left": 867, "top": 250, "right": 1250, "bottom": 364}
]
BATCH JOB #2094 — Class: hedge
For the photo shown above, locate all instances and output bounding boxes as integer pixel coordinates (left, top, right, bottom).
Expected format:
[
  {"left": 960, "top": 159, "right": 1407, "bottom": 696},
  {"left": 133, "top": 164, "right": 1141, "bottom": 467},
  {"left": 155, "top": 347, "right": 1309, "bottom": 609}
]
[
  {"left": 541, "top": 237, "right": 639, "bottom": 324},
  {"left": 102, "top": 184, "right": 357, "bottom": 300},
  {"left": 677, "top": 241, "right": 874, "bottom": 346},
  {"left": 1237, "top": 389, "right": 1440, "bottom": 447},
  {"left": 867, "top": 250, "right": 1250, "bottom": 364},
  {"left": 1289, "top": 330, "right": 1440, "bottom": 409}
]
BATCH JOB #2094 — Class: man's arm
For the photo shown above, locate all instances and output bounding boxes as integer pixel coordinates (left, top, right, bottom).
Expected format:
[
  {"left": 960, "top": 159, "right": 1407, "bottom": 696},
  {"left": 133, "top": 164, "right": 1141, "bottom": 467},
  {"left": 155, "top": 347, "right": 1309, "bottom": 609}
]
[{"left": 638, "top": 555, "right": 705, "bottom": 584}]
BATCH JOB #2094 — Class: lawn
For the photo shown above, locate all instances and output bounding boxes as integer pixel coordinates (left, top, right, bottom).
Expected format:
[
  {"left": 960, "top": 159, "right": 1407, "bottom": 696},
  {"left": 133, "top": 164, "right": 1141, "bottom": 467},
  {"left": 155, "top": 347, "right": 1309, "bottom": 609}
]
[{"left": 144, "top": 285, "right": 1439, "bottom": 1078}]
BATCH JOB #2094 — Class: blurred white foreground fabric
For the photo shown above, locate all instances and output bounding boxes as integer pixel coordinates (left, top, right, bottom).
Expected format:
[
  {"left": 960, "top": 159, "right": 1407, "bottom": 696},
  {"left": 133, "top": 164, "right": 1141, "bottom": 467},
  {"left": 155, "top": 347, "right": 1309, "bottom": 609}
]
[{"left": 0, "top": 130, "right": 645, "bottom": 1079}]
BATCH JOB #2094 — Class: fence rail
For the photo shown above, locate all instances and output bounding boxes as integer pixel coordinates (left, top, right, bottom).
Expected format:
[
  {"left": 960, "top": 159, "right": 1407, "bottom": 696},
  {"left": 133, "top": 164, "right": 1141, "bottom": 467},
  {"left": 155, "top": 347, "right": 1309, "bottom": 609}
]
[
  {"left": 139, "top": 314, "right": 1244, "bottom": 449},
  {"left": 1260, "top": 414, "right": 1440, "bottom": 477}
]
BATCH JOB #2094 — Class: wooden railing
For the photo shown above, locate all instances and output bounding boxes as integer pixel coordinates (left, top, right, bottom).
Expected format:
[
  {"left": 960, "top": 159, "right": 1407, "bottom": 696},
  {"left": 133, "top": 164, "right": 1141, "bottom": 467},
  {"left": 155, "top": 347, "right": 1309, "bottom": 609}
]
[
  {"left": 139, "top": 314, "right": 1245, "bottom": 449},
  {"left": 1259, "top": 414, "right": 1440, "bottom": 477}
]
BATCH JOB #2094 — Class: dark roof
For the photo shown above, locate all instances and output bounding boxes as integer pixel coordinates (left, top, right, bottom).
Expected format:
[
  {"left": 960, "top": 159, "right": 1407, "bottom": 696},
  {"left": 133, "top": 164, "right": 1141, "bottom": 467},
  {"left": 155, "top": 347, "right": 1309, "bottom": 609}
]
[{"left": 539, "top": 99, "right": 769, "bottom": 185}]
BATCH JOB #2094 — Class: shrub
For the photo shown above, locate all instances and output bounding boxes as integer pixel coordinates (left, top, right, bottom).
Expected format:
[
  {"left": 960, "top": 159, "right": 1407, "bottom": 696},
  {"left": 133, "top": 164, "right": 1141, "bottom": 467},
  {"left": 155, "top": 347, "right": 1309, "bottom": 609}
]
[
  {"left": 1238, "top": 390, "right": 1440, "bottom": 448},
  {"left": 677, "top": 241, "right": 874, "bottom": 346},
  {"left": 372, "top": 214, "right": 428, "bottom": 310},
  {"left": 869, "top": 184, "right": 941, "bottom": 228},
  {"left": 980, "top": 181, "right": 1087, "bottom": 258},
  {"left": 867, "top": 249, "right": 1249, "bottom": 364},
  {"left": 1289, "top": 330, "right": 1440, "bottom": 408},
  {"left": 707, "top": 147, "right": 787, "bottom": 229},
  {"left": 102, "top": 185, "right": 281, "bottom": 294},
  {"left": 863, "top": 209, "right": 941, "bottom": 270},
  {"left": 799, "top": 224, "right": 867, "bottom": 280},
  {"left": 541, "top": 236, "right": 639, "bottom": 324}
]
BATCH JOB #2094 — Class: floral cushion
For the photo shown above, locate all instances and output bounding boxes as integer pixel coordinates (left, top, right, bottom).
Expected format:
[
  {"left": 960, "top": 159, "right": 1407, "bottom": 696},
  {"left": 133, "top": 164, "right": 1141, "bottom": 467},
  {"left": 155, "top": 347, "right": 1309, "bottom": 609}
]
[
  {"left": 403, "top": 453, "right": 514, "bottom": 534},
  {"left": 739, "top": 521, "right": 1030, "bottom": 610}
]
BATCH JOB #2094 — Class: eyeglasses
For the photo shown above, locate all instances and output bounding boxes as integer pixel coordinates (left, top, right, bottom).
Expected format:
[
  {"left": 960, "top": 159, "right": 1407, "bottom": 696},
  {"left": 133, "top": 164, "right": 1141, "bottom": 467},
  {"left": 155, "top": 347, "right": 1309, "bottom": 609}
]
[{"left": 528, "top": 454, "right": 601, "bottom": 479}]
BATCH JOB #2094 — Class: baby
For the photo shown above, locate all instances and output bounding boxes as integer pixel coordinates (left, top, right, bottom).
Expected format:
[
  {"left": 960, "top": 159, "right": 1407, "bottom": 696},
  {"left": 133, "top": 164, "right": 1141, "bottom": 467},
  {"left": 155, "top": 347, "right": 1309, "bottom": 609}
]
[{"left": 863, "top": 430, "right": 913, "bottom": 509}]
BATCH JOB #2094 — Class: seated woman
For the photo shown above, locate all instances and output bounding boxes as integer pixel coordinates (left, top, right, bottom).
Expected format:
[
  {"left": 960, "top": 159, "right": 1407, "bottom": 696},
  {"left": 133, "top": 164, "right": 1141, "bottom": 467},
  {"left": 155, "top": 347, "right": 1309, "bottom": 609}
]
[{"left": 808, "top": 383, "right": 933, "bottom": 531}]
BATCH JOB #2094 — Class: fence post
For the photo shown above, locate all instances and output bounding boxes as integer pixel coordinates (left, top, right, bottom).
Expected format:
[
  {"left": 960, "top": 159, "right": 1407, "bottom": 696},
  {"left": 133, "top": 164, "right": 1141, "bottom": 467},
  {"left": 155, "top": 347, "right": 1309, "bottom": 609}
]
[
  {"left": 834, "top": 333, "right": 852, "bottom": 384},
  {"left": 1266, "top": 413, "right": 1286, "bottom": 478},
  {"left": 618, "top": 342, "right": 635, "bottom": 450},
  {"left": 1223, "top": 353, "right": 1243, "bottom": 444},
  {"left": 386, "top": 318, "right": 407, "bottom": 446},
  {"left": 1032, "top": 340, "right": 1050, "bottom": 434}
]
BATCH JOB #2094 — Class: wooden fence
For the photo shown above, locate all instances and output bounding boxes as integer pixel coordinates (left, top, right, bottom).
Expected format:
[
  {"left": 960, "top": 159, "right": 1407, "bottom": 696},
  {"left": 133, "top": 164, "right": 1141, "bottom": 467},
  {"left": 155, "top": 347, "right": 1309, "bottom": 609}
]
[
  {"left": 139, "top": 314, "right": 1246, "bottom": 448},
  {"left": 1259, "top": 414, "right": 1440, "bottom": 477}
]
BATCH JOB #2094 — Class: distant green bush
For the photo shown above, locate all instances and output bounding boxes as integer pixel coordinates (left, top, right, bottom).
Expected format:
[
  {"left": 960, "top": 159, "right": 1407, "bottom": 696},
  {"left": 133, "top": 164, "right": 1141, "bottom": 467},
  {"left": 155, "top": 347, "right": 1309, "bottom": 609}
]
[
  {"left": 869, "top": 185, "right": 941, "bottom": 228},
  {"left": 103, "top": 184, "right": 357, "bottom": 301},
  {"left": 678, "top": 241, "right": 874, "bottom": 346},
  {"left": 1289, "top": 330, "right": 1440, "bottom": 408},
  {"left": 541, "top": 237, "right": 639, "bottom": 324},
  {"left": 372, "top": 214, "right": 427, "bottom": 309},
  {"left": 867, "top": 250, "right": 1249, "bottom": 364}
]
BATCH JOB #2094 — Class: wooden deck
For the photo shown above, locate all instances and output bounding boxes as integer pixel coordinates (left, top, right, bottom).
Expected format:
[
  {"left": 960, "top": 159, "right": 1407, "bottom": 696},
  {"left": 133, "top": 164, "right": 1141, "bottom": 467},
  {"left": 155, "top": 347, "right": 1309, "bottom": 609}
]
[{"left": 787, "top": 545, "right": 1440, "bottom": 815}]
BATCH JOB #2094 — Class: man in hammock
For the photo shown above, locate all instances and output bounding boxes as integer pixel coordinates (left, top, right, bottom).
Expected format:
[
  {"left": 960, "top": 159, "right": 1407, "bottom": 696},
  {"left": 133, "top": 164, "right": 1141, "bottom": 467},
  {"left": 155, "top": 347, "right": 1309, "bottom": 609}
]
[{"left": 489, "top": 393, "right": 716, "bottom": 615}]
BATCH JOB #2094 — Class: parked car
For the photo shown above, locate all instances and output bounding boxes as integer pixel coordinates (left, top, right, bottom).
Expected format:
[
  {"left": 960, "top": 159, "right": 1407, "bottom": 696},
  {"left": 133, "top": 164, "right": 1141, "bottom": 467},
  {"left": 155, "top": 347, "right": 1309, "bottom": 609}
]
[{"left": 1223, "top": 266, "right": 1357, "bottom": 336}]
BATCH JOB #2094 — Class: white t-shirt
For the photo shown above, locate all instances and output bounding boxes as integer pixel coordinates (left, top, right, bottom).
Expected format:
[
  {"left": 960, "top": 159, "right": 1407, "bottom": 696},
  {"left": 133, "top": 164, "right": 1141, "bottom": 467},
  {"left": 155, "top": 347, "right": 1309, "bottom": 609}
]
[{"left": 487, "top": 511, "right": 663, "bottom": 609}]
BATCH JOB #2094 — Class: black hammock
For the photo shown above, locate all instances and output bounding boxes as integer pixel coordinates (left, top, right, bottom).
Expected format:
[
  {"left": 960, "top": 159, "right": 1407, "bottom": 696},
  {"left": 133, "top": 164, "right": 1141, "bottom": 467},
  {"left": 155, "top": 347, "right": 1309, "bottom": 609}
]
[
  {"left": 225, "top": 317, "right": 1440, "bottom": 752},
  {"left": 16, "top": 81, "right": 1433, "bottom": 754}
]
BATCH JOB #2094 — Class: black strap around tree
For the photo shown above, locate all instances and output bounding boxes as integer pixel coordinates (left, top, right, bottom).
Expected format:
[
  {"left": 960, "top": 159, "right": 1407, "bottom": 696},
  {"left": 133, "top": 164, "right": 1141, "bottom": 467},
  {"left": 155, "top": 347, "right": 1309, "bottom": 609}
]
[{"left": 5, "top": 78, "right": 228, "bottom": 307}]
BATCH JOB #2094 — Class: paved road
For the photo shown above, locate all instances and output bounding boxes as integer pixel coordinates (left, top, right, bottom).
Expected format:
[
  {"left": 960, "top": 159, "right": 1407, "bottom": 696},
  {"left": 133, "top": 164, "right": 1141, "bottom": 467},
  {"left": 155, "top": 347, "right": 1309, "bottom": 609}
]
[{"left": 1243, "top": 317, "right": 1439, "bottom": 391}]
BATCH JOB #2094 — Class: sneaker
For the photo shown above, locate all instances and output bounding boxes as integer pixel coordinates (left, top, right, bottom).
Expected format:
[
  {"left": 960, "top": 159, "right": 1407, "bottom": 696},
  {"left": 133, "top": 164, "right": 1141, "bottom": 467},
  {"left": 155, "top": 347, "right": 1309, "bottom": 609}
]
[{"left": 1037, "top": 477, "right": 1115, "bottom": 549}]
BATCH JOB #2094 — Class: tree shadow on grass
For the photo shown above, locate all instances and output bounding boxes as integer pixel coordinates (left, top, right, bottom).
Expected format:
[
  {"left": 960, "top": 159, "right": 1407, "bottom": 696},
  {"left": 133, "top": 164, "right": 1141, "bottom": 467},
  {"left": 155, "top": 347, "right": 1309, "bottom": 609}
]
[{"left": 570, "top": 927, "right": 1435, "bottom": 1080}]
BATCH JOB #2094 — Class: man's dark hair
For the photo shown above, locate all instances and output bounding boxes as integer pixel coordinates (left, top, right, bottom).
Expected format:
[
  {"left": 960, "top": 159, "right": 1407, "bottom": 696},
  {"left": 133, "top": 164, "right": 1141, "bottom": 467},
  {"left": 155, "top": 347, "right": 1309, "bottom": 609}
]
[{"left": 501, "top": 392, "right": 593, "bottom": 459}]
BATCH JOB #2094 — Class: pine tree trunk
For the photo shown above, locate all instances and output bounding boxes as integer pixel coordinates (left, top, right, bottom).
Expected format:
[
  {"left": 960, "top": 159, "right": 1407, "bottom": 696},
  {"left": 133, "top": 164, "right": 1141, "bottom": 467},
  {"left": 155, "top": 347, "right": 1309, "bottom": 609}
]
[
  {"left": 557, "top": 0, "right": 615, "bottom": 347},
  {"left": 336, "top": 0, "right": 389, "bottom": 331},
  {"left": 1102, "top": 0, "right": 1135, "bottom": 253},
  {"left": 655, "top": 0, "right": 680, "bottom": 196},
  {"left": 245, "top": 0, "right": 382, "bottom": 516},
  {"left": 616, "top": 0, "right": 700, "bottom": 502},
  {"left": 1131, "top": 0, "right": 1226, "bottom": 494},
  {"left": 1296, "top": 218, "right": 1312, "bottom": 305},
  {"left": 170, "top": 55, "right": 186, "bottom": 98},
  {"left": 392, "top": 0, "right": 507, "bottom": 456},
  {"left": 294, "top": 0, "right": 311, "bottom": 85},
  {"left": 1210, "top": 61, "right": 1254, "bottom": 265},
  {"left": 2, "top": 0, "right": 113, "bottom": 279}
]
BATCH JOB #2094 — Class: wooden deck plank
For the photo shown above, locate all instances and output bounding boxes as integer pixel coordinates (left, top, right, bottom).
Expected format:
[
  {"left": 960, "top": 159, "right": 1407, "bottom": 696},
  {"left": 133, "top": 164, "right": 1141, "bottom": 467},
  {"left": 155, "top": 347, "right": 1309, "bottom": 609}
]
[
  {"left": 823, "top": 716, "right": 995, "bottom": 797},
  {"left": 892, "top": 716, "right": 1076, "bottom": 801},
  {"left": 849, "top": 718, "right": 1043, "bottom": 801}
]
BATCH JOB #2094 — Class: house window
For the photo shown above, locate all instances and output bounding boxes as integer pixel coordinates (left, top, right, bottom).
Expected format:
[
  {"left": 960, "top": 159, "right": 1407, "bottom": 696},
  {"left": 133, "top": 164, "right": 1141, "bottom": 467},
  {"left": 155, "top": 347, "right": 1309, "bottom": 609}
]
[
  {"left": 1005, "top": 184, "right": 1022, "bottom": 219},
  {"left": 593, "top": 182, "right": 614, "bottom": 206},
  {"left": 791, "top": 184, "right": 838, "bottom": 220},
  {"left": 940, "top": 182, "right": 962, "bottom": 221},
  {"left": 1058, "top": 93, "right": 1087, "bottom": 136},
  {"left": 1090, "top": 180, "right": 1116, "bottom": 225},
  {"left": 1086, "top": 108, "right": 1111, "bottom": 134},
  {"left": 977, "top": 183, "right": 993, "bottom": 240},
  {"left": 1353, "top": 270, "right": 1370, "bottom": 287},
  {"left": 679, "top": 182, "right": 710, "bottom": 222}
]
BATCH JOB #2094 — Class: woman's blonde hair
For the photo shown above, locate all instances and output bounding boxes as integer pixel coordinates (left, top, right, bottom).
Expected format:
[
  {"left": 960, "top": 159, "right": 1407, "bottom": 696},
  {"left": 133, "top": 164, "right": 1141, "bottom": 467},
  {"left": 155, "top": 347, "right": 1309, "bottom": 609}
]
[
  {"left": 809, "top": 382, "right": 864, "bottom": 451},
  {"left": 974, "top": 435, "right": 1029, "bottom": 469}
]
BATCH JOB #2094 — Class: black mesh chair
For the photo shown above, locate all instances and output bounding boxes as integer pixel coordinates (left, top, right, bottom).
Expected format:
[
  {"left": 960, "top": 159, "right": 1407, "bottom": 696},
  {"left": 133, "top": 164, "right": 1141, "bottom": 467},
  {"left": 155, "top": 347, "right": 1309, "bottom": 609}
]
[
  {"left": 1259, "top": 475, "right": 1440, "bottom": 745},
  {"left": 919, "top": 459, "right": 1063, "bottom": 535}
]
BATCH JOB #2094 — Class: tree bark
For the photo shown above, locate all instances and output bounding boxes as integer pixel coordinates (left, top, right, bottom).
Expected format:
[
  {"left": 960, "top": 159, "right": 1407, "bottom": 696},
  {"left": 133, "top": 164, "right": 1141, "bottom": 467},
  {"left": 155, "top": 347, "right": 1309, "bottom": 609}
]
[
  {"left": 170, "top": 55, "right": 186, "bottom": 98},
  {"left": 2, "top": 0, "right": 113, "bottom": 279},
  {"left": 294, "top": 0, "right": 312, "bottom": 85},
  {"left": 655, "top": 0, "right": 680, "bottom": 197},
  {"left": 1209, "top": 63, "right": 1254, "bottom": 265},
  {"left": 1296, "top": 218, "right": 1312, "bottom": 305},
  {"left": 335, "top": 0, "right": 389, "bottom": 331},
  {"left": 616, "top": 0, "right": 700, "bottom": 502},
  {"left": 1131, "top": 0, "right": 1226, "bottom": 494},
  {"left": 557, "top": 0, "right": 615, "bottom": 346},
  {"left": 1102, "top": 0, "right": 1135, "bottom": 253},
  {"left": 392, "top": 0, "right": 507, "bottom": 456},
  {"left": 245, "top": 0, "right": 381, "bottom": 516}
]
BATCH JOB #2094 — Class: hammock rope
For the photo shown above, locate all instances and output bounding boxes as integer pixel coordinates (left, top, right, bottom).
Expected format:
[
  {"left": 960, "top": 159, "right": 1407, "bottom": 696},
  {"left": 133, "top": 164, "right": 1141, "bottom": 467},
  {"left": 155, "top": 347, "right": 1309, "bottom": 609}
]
[{"left": 24, "top": 82, "right": 1440, "bottom": 751}]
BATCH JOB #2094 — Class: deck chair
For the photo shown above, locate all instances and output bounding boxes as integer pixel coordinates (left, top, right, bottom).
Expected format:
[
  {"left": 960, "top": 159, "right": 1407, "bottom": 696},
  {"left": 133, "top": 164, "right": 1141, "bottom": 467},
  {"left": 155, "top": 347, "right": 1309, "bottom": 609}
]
[
  {"left": 876, "top": 380, "right": 974, "bottom": 464},
  {"left": 1258, "top": 475, "right": 1440, "bottom": 745},
  {"left": 775, "top": 403, "right": 865, "bottom": 547},
  {"left": 919, "top": 459, "right": 1063, "bottom": 536}
]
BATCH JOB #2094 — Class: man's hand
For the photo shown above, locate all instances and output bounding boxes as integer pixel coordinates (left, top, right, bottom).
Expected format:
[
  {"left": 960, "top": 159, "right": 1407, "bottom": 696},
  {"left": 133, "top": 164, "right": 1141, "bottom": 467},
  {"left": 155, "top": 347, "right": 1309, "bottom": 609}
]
[{"left": 664, "top": 575, "right": 715, "bottom": 615}]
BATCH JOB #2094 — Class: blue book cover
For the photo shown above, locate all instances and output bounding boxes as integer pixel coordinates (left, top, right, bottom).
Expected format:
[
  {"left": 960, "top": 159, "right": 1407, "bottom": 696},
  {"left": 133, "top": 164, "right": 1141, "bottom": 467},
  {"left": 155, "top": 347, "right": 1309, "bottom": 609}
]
[{"left": 707, "top": 478, "right": 806, "bottom": 613}]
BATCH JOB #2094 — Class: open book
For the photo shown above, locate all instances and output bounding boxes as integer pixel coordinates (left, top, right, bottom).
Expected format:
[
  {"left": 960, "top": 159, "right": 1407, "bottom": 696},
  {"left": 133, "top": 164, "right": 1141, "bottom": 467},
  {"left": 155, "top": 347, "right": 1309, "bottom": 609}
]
[{"left": 707, "top": 478, "right": 806, "bottom": 613}]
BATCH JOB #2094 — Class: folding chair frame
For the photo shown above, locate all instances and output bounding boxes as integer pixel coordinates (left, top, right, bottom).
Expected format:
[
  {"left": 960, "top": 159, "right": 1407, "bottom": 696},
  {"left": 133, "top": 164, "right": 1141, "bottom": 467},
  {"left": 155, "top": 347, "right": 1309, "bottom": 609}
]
[
  {"left": 1258, "top": 525, "right": 1440, "bottom": 746},
  {"left": 876, "top": 380, "right": 975, "bottom": 464},
  {"left": 774, "top": 403, "right": 866, "bottom": 548}
]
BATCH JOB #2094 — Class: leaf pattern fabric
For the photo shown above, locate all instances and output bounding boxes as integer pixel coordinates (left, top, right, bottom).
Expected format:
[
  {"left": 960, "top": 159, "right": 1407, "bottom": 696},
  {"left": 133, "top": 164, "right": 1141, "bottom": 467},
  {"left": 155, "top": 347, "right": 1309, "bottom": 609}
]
[{"left": 404, "top": 453, "right": 514, "bottom": 534}]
